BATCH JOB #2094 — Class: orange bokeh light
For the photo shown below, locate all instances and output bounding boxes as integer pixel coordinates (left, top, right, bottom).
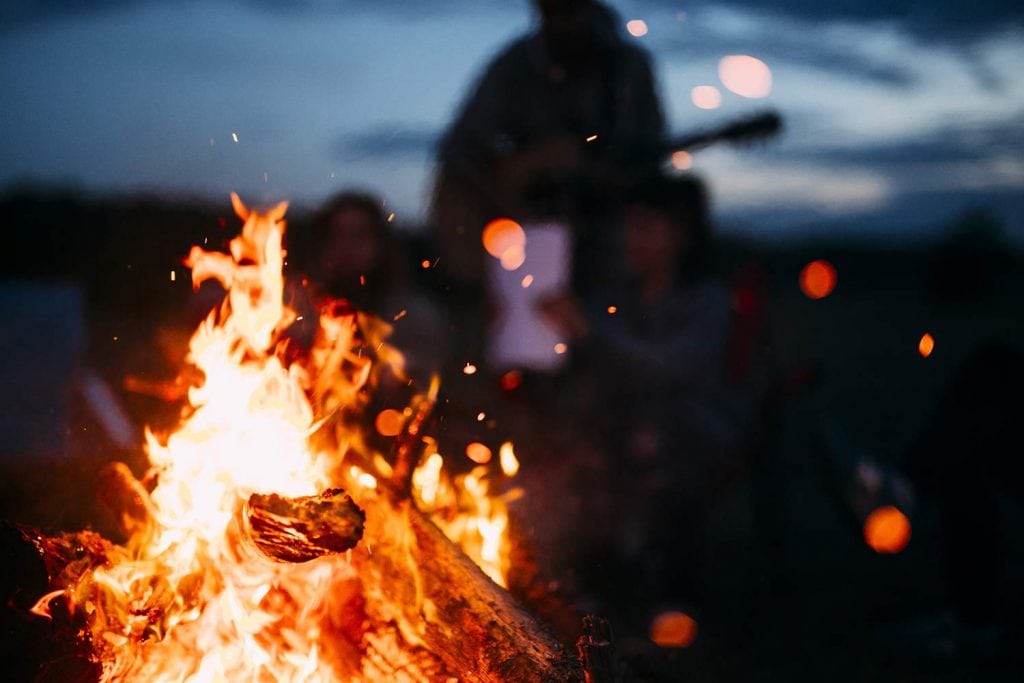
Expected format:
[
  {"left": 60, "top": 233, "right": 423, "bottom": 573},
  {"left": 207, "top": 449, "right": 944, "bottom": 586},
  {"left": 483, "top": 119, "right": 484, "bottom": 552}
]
[
  {"left": 800, "top": 259, "right": 837, "bottom": 299},
  {"left": 499, "top": 244, "right": 526, "bottom": 271},
  {"left": 670, "top": 150, "right": 693, "bottom": 170},
  {"left": 649, "top": 610, "right": 698, "bottom": 648},
  {"left": 691, "top": 85, "right": 722, "bottom": 110},
  {"left": 466, "top": 441, "right": 493, "bottom": 464},
  {"left": 864, "top": 505, "right": 912, "bottom": 554},
  {"left": 374, "top": 408, "right": 405, "bottom": 437},
  {"left": 919, "top": 333, "right": 935, "bottom": 358},
  {"left": 499, "top": 370, "right": 522, "bottom": 391},
  {"left": 718, "top": 54, "right": 772, "bottom": 98},
  {"left": 482, "top": 218, "right": 526, "bottom": 259}
]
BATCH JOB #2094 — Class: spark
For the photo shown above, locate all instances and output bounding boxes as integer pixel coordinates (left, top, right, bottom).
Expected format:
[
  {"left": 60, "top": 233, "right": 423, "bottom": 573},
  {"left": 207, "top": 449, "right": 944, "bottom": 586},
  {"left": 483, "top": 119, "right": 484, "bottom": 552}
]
[
  {"left": 554, "top": 343, "right": 567, "bottom": 354},
  {"left": 463, "top": 363, "right": 477, "bottom": 375},
  {"left": 231, "top": 132, "right": 239, "bottom": 143},
  {"left": 476, "top": 412, "right": 486, "bottom": 422},
  {"left": 387, "top": 212, "right": 395, "bottom": 223},
  {"left": 521, "top": 274, "right": 534, "bottom": 288},
  {"left": 170, "top": 270, "right": 176, "bottom": 282},
  {"left": 586, "top": 134, "right": 598, "bottom": 142},
  {"left": 607, "top": 305, "right": 617, "bottom": 314},
  {"left": 393, "top": 309, "right": 407, "bottom": 321},
  {"left": 499, "top": 442, "right": 519, "bottom": 477}
]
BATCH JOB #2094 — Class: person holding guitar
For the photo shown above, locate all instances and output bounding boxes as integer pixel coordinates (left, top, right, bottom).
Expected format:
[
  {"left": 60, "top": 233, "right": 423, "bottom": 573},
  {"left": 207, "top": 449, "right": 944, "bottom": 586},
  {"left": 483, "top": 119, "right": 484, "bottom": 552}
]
[{"left": 430, "top": 0, "right": 666, "bottom": 324}]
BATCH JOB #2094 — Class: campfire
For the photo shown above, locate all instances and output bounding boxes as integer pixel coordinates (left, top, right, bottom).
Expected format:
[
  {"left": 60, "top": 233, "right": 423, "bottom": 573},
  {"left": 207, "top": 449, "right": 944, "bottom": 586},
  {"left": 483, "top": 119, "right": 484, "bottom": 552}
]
[{"left": 17, "top": 196, "right": 592, "bottom": 681}]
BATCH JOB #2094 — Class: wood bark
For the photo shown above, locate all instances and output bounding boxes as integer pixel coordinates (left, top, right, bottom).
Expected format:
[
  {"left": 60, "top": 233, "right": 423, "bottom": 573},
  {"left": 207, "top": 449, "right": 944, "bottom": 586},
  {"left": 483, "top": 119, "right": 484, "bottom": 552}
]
[{"left": 347, "top": 488, "right": 584, "bottom": 682}]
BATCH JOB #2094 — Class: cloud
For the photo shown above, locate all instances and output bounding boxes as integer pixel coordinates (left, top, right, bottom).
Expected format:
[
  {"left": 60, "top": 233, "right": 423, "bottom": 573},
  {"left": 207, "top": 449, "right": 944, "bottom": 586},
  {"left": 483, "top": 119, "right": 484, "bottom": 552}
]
[
  {"left": 664, "top": 0, "right": 1024, "bottom": 44},
  {"left": 332, "top": 125, "right": 440, "bottom": 159},
  {"left": 781, "top": 110, "right": 1024, "bottom": 167}
]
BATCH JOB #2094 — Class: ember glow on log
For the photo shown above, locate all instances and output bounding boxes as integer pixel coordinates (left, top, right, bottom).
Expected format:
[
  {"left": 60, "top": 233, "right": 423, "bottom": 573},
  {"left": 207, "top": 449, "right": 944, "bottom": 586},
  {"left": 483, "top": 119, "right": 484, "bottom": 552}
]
[{"left": 27, "top": 195, "right": 571, "bottom": 681}]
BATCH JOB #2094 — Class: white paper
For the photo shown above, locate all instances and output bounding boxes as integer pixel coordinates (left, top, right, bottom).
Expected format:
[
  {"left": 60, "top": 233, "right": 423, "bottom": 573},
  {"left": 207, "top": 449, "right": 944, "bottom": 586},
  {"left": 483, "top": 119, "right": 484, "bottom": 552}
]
[{"left": 486, "top": 222, "right": 572, "bottom": 372}]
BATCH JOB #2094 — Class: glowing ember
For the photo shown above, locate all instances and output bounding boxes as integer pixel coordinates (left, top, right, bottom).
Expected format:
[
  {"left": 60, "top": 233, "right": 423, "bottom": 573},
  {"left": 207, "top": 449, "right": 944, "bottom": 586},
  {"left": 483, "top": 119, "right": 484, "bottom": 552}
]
[{"left": 864, "top": 505, "right": 912, "bottom": 554}]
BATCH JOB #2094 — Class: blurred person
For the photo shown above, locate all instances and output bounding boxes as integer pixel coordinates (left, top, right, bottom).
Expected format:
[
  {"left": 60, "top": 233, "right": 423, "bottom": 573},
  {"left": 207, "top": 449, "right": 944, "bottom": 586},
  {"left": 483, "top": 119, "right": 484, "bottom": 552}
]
[
  {"left": 430, "top": 0, "right": 666, "bottom": 366},
  {"left": 302, "top": 191, "right": 448, "bottom": 387},
  {"left": 539, "top": 174, "right": 772, "bottom": 619}
]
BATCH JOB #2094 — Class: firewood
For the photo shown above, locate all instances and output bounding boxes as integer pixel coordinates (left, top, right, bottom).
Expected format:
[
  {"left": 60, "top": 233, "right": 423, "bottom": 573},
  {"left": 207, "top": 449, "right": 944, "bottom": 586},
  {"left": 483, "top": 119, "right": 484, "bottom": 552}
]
[
  {"left": 347, "top": 490, "right": 584, "bottom": 682},
  {"left": 243, "top": 488, "right": 365, "bottom": 563},
  {"left": 577, "top": 615, "right": 622, "bottom": 683}
]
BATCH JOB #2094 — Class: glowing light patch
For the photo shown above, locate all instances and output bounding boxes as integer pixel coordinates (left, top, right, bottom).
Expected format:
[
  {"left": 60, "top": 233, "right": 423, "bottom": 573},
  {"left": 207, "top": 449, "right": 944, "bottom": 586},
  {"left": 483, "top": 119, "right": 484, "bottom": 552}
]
[
  {"left": 864, "top": 505, "right": 912, "bottom": 554},
  {"left": 691, "top": 85, "right": 722, "bottom": 110},
  {"left": 671, "top": 150, "right": 692, "bottom": 170},
  {"left": 718, "top": 55, "right": 772, "bottom": 99},
  {"left": 918, "top": 333, "right": 935, "bottom": 358},
  {"left": 482, "top": 218, "right": 525, "bottom": 259},
  {"left": 466, "top": 442, "right": 493, "bottom": 464},
  {"left": 650, "top": 611, "right": 697, "bottom": 648},
  {"left": 626, "top": 19, "right": 648, "bottom": 37},
  {"left": 799, "top": 260, "right": 837, "bottom": 300},
  {"left": 375, "top": 408, "right": 405, "bottom": 437}
]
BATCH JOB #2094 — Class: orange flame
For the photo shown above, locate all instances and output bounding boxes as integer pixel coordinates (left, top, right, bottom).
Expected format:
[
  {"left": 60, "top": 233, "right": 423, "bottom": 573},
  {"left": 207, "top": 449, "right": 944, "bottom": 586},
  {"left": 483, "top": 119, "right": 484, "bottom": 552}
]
[{"left": 49, "top": 195, "right": 522, "bottom": 680}]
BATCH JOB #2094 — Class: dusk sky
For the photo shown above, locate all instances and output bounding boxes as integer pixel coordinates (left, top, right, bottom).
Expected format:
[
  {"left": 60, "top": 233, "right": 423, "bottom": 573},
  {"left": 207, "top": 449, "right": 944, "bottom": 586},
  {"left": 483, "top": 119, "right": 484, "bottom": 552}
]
[{"left": 2, "top": 0, "right": 1022, "bottom": 242}]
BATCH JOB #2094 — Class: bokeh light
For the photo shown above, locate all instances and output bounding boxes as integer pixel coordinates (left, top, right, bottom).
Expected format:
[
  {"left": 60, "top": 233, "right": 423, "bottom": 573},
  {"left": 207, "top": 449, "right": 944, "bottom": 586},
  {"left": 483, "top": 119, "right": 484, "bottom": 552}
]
[
  {"left": 499, "top": 370, "right": 522, "bottom": 391},
  {"left": 670, "top": 150, "right": 693, "bottom": 170},
  {"left": 718, "top": 55, "right": 773, "bottom": 98},
  {"left": 374, "top": 408, "right": 404, "bottom": 437},
  {"left": 918, "top": 332, "right": 935, "bottom": 358},
  {"left": 482, "top": 218, "right": 526, "bottom": 259},
  {"left": 691, "top": 85, "right": 722, "bottom": 110},
  {"left": 626, "top": 19, "right": 648, "bottom": 37},
  {"left": 499, "top": 244, "right": 526, "bottom": 271},
  {"left": 800, "top": 260, "right": 837, "bottom": 299},
  {"left": 650, "top": 610, "right": 698, "bottom": 648},
  {"left": 864, "top": 505, "right": 912, "bottom": 554},
  {"left": 466, "top": 441, "right": 493, "bottom": 464}
]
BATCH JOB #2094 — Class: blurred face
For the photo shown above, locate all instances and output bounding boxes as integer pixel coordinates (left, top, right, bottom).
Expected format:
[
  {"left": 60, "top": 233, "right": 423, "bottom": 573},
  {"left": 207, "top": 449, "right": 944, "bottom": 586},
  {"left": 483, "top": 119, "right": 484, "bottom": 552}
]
[
  {"left": 625, "top": 205, "right": 687, "bottom": 276},
  {"left": 321, "top": 206, "right": 381, "bottom": 280}
]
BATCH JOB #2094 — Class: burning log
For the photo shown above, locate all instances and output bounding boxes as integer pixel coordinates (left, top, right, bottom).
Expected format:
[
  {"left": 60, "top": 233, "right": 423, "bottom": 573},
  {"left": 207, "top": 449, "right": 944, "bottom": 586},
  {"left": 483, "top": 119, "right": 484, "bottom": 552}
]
[
  {"left": 346, "top": 488, "right": 583, "bottom": 682},
  {"left": 243, "top": 488, "right": 365, "bottom": 563}
]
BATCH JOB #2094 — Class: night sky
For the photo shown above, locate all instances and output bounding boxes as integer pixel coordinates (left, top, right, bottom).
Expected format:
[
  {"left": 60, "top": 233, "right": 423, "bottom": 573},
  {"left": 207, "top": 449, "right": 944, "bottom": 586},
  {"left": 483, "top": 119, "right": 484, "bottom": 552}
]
[{"left": 2, "top": 0, "right": 1022, "bottom": 241}]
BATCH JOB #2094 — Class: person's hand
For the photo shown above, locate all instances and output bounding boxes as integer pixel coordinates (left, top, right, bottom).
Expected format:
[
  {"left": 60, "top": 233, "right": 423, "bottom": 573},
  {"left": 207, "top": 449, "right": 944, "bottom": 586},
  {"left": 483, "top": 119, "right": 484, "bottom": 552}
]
[{"left": 536, "top": 292, "right": 589, "bottom": 340}]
